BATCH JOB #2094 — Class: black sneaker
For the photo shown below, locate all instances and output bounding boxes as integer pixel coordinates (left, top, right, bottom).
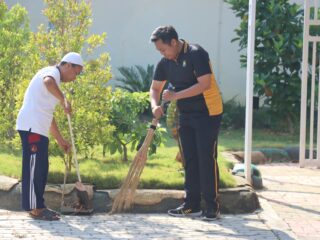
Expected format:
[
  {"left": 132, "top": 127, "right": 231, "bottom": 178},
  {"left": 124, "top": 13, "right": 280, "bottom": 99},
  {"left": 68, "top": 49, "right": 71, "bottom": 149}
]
[
  {"left": 202, "top": 209, "right": 221, "bottom": 221},
  {"left": 168, "top": 203, "right": 202, "bottom": 218}
]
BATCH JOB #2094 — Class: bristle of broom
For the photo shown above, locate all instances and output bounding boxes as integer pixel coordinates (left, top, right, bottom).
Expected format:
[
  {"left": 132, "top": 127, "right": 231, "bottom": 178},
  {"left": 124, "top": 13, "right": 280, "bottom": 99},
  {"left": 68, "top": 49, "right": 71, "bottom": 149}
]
[{"left": 110, "top": 124, "right": 157, "bottom": 214}]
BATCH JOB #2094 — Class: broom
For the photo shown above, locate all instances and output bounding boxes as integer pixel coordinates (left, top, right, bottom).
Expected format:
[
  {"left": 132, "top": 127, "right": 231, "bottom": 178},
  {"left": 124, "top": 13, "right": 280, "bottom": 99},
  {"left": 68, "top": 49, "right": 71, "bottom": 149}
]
[
  {"left": 61, "top": 99, "right": 90, "bottom": 210},
  {"left": 110, "top": 99, "right": 171, "bottom": 214},
  {"left": 110, "top": 118, "right": 159, "bottom": 214},
  {"left": 110, "top": 84, "right": 174, "bottom": 214}
]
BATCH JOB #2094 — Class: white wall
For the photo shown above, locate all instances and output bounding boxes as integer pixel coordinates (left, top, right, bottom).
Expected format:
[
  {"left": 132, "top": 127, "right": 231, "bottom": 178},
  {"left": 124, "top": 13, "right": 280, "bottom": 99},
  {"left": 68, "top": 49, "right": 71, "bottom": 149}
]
[
  {"left": 6, "top": 0, "right": 304, "bottom": 103},
  {"left": 89, "top": 0, "right": 246, "bottom": 102},
  {"left": 6, "top": 0, "right": 46, "bottom": 31}
]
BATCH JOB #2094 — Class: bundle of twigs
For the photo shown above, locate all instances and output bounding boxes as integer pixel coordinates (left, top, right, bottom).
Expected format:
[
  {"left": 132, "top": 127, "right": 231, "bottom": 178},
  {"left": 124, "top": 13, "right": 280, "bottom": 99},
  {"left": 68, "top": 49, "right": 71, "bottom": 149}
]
[{"left": 110, "top": 118, "right": 159, "bottom": 214}]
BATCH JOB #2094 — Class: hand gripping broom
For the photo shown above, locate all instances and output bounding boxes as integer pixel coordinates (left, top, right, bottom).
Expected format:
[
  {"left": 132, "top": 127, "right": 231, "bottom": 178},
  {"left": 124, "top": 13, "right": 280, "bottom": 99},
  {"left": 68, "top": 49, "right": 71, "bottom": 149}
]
[{"left": 110, "top": 102, "right": 169, "bottom": 214}]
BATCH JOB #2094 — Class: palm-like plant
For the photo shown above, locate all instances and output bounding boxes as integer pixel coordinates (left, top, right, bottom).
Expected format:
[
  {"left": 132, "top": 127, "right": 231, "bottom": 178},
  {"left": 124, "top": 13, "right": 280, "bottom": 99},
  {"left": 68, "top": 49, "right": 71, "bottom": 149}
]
[{"left": 115, "top": 64, "right": 154, "bottom": 92}]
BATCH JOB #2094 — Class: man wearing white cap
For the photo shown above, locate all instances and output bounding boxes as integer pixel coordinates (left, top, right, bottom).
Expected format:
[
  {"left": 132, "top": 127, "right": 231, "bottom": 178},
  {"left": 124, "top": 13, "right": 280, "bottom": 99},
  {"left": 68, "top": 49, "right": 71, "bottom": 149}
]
[{"left": 16, "top": 52, "right": 84, "bottom": 220}]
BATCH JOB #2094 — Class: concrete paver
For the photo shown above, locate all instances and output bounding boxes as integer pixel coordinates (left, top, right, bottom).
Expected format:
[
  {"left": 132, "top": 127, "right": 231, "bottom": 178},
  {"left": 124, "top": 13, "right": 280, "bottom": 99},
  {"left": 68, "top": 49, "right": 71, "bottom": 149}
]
[
  {"left": 0, "top": 210, "right": 287, "bottom": 240},
  {"left": 0, "top": 163, "right": 318, "bottom": 239},
  {"left": 257, "top": 163, "right": 320, "bottom": 240},
  {"left": 0, "top": 207, "right": 294, "bottom": 240}
]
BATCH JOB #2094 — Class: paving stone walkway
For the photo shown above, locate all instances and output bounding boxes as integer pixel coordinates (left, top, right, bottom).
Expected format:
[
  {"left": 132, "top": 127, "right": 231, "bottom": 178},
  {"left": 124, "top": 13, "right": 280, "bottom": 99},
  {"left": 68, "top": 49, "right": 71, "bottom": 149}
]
[
  {"left": 0, "top": 163, "right": 318, "bottom": 240},
  {"left": 0, "top": 210, "right": 293, "bottom": 240},
  {"left": 257, "top": 163, "right": 320, "bottom": 240}
]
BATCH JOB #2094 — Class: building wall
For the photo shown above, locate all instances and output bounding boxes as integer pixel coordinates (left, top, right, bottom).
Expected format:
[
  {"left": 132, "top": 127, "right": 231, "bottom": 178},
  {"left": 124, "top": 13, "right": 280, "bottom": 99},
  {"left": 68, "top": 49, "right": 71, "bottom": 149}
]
[
  {"left": 4, "top": 0, "right": 305, "bottom": 102},
  {"left": 89, "top": 0, "right": 247, "bottom": 102}
]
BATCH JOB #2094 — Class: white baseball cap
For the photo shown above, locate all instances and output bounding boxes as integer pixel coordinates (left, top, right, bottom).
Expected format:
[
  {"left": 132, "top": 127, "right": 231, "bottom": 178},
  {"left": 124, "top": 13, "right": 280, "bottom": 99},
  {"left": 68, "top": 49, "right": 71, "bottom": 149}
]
[{"left": 61, "top": 52, "right": 84, "bottom": 67}]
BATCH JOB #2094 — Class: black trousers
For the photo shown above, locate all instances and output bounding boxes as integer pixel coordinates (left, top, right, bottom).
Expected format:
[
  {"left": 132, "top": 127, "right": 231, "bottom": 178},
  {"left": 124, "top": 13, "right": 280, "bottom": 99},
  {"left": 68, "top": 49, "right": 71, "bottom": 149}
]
[
  {"left": 178, "top": 114, "right": 222, "bottom": 211},
  {"left": 18, "top": 130, "right": 49, "bottom": 211}
]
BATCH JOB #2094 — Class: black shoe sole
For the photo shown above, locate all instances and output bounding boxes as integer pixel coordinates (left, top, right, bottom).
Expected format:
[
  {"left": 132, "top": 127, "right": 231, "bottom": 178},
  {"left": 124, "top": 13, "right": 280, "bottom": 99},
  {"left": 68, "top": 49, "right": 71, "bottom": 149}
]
[
  {"left": 168, "top": 210, "right": 203, "bottom": 218},
  {"left": 202, "top": 213, "right": 221, "bottom": 221}
]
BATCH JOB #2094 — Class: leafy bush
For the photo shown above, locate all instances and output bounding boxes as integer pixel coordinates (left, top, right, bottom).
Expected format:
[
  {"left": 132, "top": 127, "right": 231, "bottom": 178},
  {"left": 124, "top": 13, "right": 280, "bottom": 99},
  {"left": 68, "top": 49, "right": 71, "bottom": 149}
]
[
  {"left": 221, "top": 97, "right": 245, "bottom": 130},
  {"left": 3, "top": 1, "right": 167, "bottom": 166},
  {"left": 105, "top": 89, "right": 167, "bottom": 162},
  {"left": 115, "top": 65, "right": 154, "bottom": 92},
  {"left": 221, "top": 96, "right": 291, "bottom": 131},
  {"left": 225, "top": 0, "right": 304, "bottom": 133},
  {"left": 0, "top": 2, "right": 32, "bottom": 145},
  {"left": 19, "top": 0, "right": 114, "bottom": 158}
]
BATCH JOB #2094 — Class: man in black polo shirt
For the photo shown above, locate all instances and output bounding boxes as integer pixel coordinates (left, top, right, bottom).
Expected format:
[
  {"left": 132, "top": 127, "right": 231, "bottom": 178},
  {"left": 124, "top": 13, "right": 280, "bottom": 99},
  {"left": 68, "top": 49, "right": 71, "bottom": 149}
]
[{"left": 149, "top": 25, "right": 223, "bottom": 221}]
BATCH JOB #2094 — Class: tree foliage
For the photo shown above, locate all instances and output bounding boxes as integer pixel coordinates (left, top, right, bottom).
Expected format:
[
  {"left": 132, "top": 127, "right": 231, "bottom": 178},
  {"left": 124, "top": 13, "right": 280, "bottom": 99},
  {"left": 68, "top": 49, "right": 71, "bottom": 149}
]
[
  {"left": 14, "top": 0, "right": 113, "bottom": 157},
  {"left": 225, "top": 0, "right": 304, "bottom": 132},
  {"left": 2, "top": 1, "right": 166, "bottom": 165},
  {"left": 0, "top": 2, "right": 32, "bottom": 144}
]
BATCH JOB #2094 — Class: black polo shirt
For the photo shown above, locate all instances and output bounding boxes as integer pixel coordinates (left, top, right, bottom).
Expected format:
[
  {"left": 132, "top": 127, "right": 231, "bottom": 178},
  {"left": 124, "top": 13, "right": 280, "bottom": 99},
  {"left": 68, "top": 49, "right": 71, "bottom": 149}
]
[{"left": 154, "top": 40, "right": 223, "bottom": 116}]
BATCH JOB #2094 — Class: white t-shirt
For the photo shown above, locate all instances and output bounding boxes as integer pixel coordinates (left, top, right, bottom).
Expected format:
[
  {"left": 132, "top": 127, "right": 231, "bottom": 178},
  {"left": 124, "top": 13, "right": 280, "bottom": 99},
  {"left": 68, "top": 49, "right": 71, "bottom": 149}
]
[{"left": 16, "top": 66, "right": 61, "bottom": 137}]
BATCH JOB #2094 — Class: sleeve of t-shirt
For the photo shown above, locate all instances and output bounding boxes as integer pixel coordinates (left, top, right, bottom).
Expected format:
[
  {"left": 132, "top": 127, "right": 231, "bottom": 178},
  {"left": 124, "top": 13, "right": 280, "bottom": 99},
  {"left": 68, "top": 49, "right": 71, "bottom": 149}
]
[
  {"left": 153, "top": 59, "right": 166, "bottom": 81},
  {"left": 191, "top": 47, "right": 212, "bottom": 78},
  {"left": 43, "top": 67, "right": 61, "bottom": 85}
]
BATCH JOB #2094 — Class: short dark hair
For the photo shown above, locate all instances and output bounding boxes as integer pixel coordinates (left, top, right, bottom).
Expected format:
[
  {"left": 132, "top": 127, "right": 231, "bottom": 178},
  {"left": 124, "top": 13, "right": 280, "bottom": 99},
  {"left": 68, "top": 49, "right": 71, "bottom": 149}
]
[{"left": 150, "top": 25, "right": 179, "bottom": 45}]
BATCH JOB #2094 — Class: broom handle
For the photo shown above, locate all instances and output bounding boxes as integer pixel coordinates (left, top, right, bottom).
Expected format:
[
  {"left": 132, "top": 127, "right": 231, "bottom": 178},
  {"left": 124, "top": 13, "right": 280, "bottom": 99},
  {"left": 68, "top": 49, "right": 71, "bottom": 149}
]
[{"left": 65, "top": 98, "right": 82, "bottom": 183}]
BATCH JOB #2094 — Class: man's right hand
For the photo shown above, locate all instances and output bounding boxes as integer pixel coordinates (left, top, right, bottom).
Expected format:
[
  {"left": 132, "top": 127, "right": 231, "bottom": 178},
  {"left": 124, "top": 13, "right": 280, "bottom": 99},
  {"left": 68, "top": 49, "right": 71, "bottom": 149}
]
[
  {"left": 62, "top": 99, "right": 72, "bottom": 115},
  {"left": 152, "top": 105, "right": 164, "bottom": 119}
]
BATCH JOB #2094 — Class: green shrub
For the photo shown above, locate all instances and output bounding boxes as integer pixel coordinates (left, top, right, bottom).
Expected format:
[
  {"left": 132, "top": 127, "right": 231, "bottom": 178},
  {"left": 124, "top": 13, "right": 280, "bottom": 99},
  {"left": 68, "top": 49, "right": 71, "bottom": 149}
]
[
  {"left": 225, "top": 0, "right": 303, "bottom": 133},
  {"left": 0, "top": 2, "right": 32, "bottom": 145},
  {"left": 221, "top": 97, "right": 294, "bottom": 131},
  {"left": 221, "top": 97, "right": 245, "bottom": 130},
  {"left": 105, "top": 90, "right": 167, "bottom": 162},
  {"left": 115, "top": 65, "right": 154, "bottom": 92},
  {"left": 27, "top": 0, "right": 114, "bottom": 158}
]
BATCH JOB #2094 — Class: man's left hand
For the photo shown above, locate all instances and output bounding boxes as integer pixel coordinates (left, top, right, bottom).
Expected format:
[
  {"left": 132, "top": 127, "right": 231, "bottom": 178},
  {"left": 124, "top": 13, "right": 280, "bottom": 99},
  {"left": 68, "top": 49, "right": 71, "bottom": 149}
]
[{"left": 162, "top": 90, "right": 176, "bottom": 102}]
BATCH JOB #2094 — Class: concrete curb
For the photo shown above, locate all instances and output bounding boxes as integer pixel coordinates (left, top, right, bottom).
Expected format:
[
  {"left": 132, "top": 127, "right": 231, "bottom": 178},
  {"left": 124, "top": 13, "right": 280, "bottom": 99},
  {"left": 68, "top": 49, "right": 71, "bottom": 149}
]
[{"left": 0, "top": 175, "right": 259, "bottom": 214}]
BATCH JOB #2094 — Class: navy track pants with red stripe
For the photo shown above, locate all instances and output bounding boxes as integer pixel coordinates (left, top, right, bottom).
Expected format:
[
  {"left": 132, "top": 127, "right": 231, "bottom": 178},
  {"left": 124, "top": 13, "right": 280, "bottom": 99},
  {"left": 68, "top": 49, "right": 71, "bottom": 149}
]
[{"left": 18, "top": 130, "right": 49, "bottom": 211}]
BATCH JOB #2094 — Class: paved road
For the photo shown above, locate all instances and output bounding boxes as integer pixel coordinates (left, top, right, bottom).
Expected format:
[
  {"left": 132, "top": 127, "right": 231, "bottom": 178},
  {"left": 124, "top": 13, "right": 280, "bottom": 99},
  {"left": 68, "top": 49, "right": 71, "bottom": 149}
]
[
  {"left": 257, "top": 163, "right": 320, "bottom": 240},
  {"left": 0, "top": 163, "right": 318, "bottom": 240}
]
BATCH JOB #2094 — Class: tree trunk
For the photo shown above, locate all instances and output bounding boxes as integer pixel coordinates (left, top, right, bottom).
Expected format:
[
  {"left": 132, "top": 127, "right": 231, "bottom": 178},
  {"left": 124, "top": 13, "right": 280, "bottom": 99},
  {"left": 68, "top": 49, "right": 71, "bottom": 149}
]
[
  {"left": 286, "top": 114, "right": 294, "bottom": 134},
  {"left": 122, "top": 144, "right": 128, "bottom": 162},
  {"left": 115, "top": 135, "right": 128, "bottom": 162},
  {"left": 102, "top": 144, "right": 106, "bottom": 157}
]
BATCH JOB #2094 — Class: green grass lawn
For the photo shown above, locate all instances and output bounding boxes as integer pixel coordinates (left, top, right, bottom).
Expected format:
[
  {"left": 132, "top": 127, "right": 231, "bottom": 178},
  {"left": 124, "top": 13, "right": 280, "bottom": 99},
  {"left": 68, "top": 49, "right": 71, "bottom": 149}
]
[
  {"left": 0, "top": 128, "right": 300, "bottom": 190},
  {"left": 0, "top": 137, "right": 235, "bottom": 189},
  {"left": 219, "top": 129, "right": 300, "bottom": 151}
]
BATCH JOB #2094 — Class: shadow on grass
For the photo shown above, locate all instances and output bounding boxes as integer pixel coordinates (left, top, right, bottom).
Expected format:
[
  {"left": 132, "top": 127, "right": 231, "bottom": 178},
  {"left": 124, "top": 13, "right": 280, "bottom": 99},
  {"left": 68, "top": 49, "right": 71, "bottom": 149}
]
[
  {"left": 45, "top": 145, "right": 236, "bottom": 189},
  {"left": 80, "top": 157, "right": 131, "bottom": 171},
  {"left": 162, "top": 137, "right": 179, "bottom": 148},
  {"left": 144, "top": 161, "right": 173, "bottom": 168},
  {"left": 82, "top": 155, "right": 181, "bottom": 170},
  {"left": 48, "top": 157, "right": 183, "bottom": 189},
  {"left": 47, "top": 170, "right": 185, "bottom": 190},
  {"left": 0, "top": 145, "right": 21, "bottom": 156},
  {"left": 47, "top": 170, "right": 122, "bottom": 189},
  {"left": 139, "top": 179, "right": 184, "bottom": 190}
]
